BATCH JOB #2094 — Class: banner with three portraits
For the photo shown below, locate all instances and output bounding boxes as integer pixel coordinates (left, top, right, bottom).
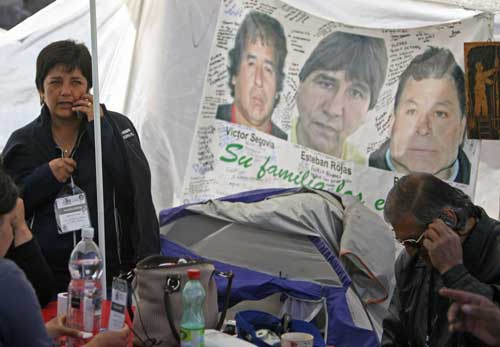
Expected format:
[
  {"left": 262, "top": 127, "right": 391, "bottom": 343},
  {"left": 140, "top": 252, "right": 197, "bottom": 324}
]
[{"left": 181, "top": 0, "right": 492, "bottom": 213}]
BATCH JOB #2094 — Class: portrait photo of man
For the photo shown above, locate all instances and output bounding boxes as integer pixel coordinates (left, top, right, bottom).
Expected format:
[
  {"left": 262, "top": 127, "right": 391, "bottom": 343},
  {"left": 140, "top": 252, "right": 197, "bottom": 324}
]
[
  {"left": 292, "top": 31, "right": 388, "bottom": 163},
  {"left": 216, "top": 11, "right": 288, "bottom": 140},
  {"left": 369, "top": 47, "right": 471, "bottom": 184}
]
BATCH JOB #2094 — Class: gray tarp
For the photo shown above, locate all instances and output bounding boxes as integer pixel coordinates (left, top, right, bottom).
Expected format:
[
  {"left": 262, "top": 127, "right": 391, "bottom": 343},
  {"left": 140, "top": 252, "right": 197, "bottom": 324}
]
[{"left": 161, "top": 189, "right": 395, "bottom": 338}]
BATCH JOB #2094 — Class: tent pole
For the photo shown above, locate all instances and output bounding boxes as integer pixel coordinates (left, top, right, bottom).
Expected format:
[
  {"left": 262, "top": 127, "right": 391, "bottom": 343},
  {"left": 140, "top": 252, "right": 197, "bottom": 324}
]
[{"left": 89, "top": 0, "right": 107, "bottom": 299}]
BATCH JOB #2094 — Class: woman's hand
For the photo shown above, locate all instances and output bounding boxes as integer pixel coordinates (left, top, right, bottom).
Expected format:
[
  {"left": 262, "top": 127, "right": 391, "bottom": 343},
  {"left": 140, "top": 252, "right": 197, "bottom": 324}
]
[
  {"left": 45, "top": 315, "right": 82, "bottom": 339},
  {"left": 83, "top": 326, "right": 130, "bottom": 347},
  {"left": 49, "top": 157, "right": 77, "bottom": 183},
  {"left": 72, "top": 93, "right": 104, "bottom": 122}
]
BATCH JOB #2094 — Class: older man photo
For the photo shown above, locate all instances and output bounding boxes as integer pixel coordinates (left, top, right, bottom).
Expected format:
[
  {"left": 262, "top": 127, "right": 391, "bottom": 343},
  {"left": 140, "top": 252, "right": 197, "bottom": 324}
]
[
  {"left": 369, "top": 47, "right": 471, "bottom": 184},
  {"left": 292, "top": 31, "right": 388, "bottom": 163},
  {"left": 216, "top": 11, "right": 288, "bottom": 140}
]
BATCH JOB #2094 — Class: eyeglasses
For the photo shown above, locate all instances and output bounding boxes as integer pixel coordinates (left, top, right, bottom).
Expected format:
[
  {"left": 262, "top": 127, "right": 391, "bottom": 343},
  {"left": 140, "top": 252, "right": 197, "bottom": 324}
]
[{"left": 398, "top": 232, "right": 425, "bottom": 248}]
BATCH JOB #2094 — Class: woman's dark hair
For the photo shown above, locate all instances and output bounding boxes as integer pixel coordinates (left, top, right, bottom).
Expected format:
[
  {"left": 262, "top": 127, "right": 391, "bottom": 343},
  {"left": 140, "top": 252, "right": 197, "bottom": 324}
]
[
  {"left": 35, "top": 40, "right": 92, "bottom": 92},
  {"left": 0, "top": 165, "right": 18, "bottom": 216},
  {"left": 384, "top": 173, "right": 480, "bottom": 227}
]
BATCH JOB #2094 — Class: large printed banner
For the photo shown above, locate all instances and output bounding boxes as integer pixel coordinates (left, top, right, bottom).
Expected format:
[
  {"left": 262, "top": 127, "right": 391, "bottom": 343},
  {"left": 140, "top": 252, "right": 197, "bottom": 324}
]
[{"left": 181, "top": 0, "right": 492, "bottom": 211}]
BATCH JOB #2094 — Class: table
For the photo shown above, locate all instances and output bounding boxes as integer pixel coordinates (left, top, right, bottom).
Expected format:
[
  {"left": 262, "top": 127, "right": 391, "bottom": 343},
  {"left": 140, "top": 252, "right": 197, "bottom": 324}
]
[{"left": 43, "top": 300, "right": 133, "bottom": 325}]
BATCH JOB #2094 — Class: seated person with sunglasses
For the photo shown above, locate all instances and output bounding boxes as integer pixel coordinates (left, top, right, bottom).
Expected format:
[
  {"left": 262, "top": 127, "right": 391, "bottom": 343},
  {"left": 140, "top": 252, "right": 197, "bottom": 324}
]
[{"left": 381, "top": 173, "right": 500, "bottom": 347}]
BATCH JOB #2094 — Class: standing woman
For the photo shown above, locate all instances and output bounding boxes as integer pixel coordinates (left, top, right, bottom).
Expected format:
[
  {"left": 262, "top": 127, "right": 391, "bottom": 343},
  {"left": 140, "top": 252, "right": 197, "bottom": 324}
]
[{"left": 2, "top": 40, "right": 160, "bottom": 293}]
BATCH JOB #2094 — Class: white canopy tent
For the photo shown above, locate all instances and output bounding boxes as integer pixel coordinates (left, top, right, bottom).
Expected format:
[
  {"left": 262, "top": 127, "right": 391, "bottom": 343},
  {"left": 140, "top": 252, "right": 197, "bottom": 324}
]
[
  {"left": 1, "top": 0, "right": 500, "bottom": 218},
  {"left": 426, "top": 0, "right": 500, "bottom": 12}
]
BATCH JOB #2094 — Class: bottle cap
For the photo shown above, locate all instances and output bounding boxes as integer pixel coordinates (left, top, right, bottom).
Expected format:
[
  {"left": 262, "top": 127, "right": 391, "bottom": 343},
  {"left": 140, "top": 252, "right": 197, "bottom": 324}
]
[
  {"left": 81, "top": 227, "right": 94, "bottom": 239},
  {"left": 187, "top": 268, "right": 201, "bottom": 280}
]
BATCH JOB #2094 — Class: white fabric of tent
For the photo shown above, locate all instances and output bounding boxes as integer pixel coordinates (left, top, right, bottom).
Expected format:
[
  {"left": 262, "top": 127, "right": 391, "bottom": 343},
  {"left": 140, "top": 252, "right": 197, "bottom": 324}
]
[
  {"left": 1, "top": 0, "right": 500, "bottom": 216},
  {"left": 427, "top": 0, "right": 500, "bottom": 12}
]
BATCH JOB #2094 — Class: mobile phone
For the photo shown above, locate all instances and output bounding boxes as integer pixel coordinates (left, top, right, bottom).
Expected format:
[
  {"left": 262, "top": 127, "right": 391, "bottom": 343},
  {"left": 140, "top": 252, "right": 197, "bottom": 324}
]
[
  {"left": 438, "top": 208, "right": 466, "bottom": 231},
  {"left": 438, "top": 212, "right": 456, "bottom": 229}
]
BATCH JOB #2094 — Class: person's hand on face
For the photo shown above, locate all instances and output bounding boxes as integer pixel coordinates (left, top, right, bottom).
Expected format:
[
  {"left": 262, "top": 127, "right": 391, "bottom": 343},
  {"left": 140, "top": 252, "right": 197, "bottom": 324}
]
[
  {"left": 49, "top": 157, "right": 77, "bottom": 183},
  {"left": 440, "top": 287, "right": 500, "bottom": 346},
  {"left": 422, "top": 218, "right": 463, "bottom": 274},
  {"left": 40, "top": 65, "right": 103, "bottom": 123},
  {"left": 72, "top": 93, "right": 104, "bottom": 122},
  {"left": 0, "top": 209, "right": 15, "bottom": 257},
  {"left": 40, "top": 65, "right": 88, "bottom": 121},
  {"left": 10, "top": 198, "right": 32, "bottom": 247}
]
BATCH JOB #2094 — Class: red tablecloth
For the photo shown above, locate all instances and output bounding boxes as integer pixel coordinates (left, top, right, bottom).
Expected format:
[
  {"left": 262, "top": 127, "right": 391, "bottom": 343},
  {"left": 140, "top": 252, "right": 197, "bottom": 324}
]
[{"left": 42, "top": 300, "right": 133, "bottom": 325}]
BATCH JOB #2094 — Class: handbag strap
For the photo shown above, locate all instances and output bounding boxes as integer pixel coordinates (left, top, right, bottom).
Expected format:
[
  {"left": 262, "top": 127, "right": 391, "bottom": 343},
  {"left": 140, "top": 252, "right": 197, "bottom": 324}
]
[
  {"left": 162, "top": 270, "right": 235, "bottom": 342},
  {"left": 123, "top": 270, "right": 135, "bottom": 321},
  {"left": 163, "top": 274, "right": 182, "bottom": 341},
  {"left": 215, "top": 270, "right": 234, "bottom": 330}
]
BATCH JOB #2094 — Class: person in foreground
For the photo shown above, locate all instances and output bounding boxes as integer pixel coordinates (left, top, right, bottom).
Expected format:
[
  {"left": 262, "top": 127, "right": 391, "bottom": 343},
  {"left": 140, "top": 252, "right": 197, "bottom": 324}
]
[
  {"left": 2, "top": 39, "right": 160, "bottom": 294},
  {"left": 440, "top": 287, "right": 500, "bottom": 347},
  {"left": 381, "top": 172, "right": 500, "bottom": 346},
  {"left": 0, "top": 155, "right": 55, "bottom": 307},
  {"left": 0, "top": 165, "right": 129, "bottom": 346}
]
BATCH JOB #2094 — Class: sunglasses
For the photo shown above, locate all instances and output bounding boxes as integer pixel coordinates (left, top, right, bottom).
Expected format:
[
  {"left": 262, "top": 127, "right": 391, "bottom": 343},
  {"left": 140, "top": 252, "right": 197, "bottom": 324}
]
[{"left": 398, "top": 232, "right": 425, "bottom": 248}]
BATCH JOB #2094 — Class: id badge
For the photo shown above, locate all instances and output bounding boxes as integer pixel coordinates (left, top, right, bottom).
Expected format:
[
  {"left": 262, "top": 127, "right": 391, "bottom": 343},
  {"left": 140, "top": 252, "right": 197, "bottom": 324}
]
[
  {"left": 108, "top": 277, "right": 128, "bottom": 331},
  {"left": 54, "top": 183, "right": 91, "bottom": 234}
]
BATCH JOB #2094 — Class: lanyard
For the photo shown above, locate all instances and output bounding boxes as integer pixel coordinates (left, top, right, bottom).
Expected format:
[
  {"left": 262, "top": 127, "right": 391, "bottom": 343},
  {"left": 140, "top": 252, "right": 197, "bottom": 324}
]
[{"left": 58, "top": 150, "right": 78, "bottom": 247}]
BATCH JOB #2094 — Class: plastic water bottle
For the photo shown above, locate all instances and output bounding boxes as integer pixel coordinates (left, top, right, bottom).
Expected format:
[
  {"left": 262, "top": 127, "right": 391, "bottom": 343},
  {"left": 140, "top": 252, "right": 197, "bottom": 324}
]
[
  {"left": 66, "top": 227, "right": 103, "bottom": 347},
  {"left": 180, "top": 269, "right": 206, "bottom": 347}
]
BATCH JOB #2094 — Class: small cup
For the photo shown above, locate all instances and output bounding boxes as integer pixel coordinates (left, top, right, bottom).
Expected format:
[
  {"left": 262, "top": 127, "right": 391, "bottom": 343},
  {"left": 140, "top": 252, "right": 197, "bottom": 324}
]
[
  {"left": 281, "top": 332, "right": 314, "bottom": 347},
  {"left": 57, "top": 292, "right": 68, "bottom": 317}
]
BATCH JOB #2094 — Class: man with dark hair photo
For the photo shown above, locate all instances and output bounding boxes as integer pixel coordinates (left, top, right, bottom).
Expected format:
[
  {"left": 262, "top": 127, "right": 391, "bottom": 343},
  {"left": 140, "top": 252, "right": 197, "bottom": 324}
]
[
  {"left": 216, "top": 11, "right": 288, "bottom": 140},
  {"left": 292, "top": 31, "right": 388, "bottom": 163},
  {"left": 369, "top": 47, "right": 471, "bottom": 184}
]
